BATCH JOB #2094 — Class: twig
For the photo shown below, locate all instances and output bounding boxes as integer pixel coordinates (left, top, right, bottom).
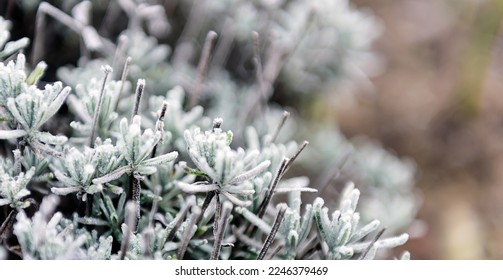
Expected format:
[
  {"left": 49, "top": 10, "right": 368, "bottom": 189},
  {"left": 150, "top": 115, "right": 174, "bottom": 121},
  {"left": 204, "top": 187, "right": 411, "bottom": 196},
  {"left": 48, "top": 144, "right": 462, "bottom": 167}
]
[
  {"left": 113, "top": 56, "right": 132, "bottom": 113},
  {"left": 89, "top": 65, "right": 113, "bottom": 148},
  {"left": 0, "top": 209, "right": 17, "bottom": 242},
  {"left": 131, "top": 173, "right": 142, "bottom": 233},
  {"left": 284, "top": 140, "right": 309, "bottom": 172},
  {"left": 166, "top": 197, "right": 195, "bottom": 242},
  {"left": 131, "top": 79, "right": 145, "bottom": 119},
  {"left": 265, "top": 243, "right": 284, "bottom": 260},
  {"left": 255, "top": 157, "right": 289, "bottom": 219},
  {"left": 210, "top": 201, "right": 232, "bottom": 260},
  {"left": 189, "top": 31, "right": 217, "bottom": 109},
  {"left": 111, "top": 34, "right": 129, "bottom": 77},
  {"left": 213, "top": 194, "right": 221, "bottom": 237},
  {"left": 151, "top": 101, "right": 168, "bottom": 158},
  {"left": 195, "top": 191, "right": 216, "bottom": 226},
  {"left": 317, "top": 149, "right": 352, "bottom": 196},
  {"left": 266, "top": 111, "right": 290, "bottom": 145},
  {"left": 257, "top": 205, "right": 287, "bottom": 260},
  {"left": 231, "top": 225, "right": 263, "bottom": 250},
  {"left": 358, "top": 227, "right": 386, "bottom": 260},
  {"left": 177, "top": 206, "right": 201, "bottom": 260}
]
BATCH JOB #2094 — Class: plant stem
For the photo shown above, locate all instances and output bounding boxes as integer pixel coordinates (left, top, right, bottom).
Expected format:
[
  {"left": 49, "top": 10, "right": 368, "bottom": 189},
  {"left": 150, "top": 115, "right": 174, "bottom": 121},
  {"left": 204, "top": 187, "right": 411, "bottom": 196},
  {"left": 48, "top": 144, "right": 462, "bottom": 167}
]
[
  {"left": 89, "top": 65, "right": 113, "bottom": 148},
  {"left": 195, "top": 191, "right": 216, "bottom": 226},
  {"left": 358, "top": 227, "right": 386, "bottom": 260},
  {"left": 284, "top": 140, "right": 309, "bottom": 172},
  {"left": 257, "top": 205, "right": 287, "bottom": 260},
  {"left": 0, "top": 209, "right": 18, "bottom": 243},
  {"left": 166, "top": 197, "right": 195, "bottom": 242},
  {"left": 151, "top": 101, "right": 168, "bottom": 158},
  {"left": 131, "top": 79, "right": 145, "bottom": 119},
  {"left": 189, "top": 30, "right": 217, "bottom": 109},
  {"left": 256, "top": 157, "right": 289, "bottom": 219},
  {"left": 131, "top": 173, "right": 141, "bottom": 233},
  {"left": 210, "top": 201, "right": 232, "bottom": 260},
  {"left": 244, "top": 157, "right": 289, "bottom": 238},
  {"left": 113, "top": 56, "right": 132, "bottom": 113},
  {"left": 267, "top": 111, "right": 290, "bottom": 145}
]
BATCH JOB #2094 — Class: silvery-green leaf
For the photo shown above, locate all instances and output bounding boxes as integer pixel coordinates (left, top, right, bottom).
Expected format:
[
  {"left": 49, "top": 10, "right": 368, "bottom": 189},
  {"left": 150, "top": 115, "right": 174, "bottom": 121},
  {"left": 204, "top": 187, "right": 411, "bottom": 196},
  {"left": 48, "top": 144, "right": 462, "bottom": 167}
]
[
  {"left": 26, "top": 61, "right": 47, "bottom": 86},
  {"left": 6, "top": 97, "right": 29, "bottom": 131},
  {"left": 236, "top": 207, "right": 272, "bottom": 234},
  {"left": 93, "top": 165, "right": 131, "bottom": 184},
  {"left": 177, "top": 182, "right": 218, "bottom": 193},
  {"left": 50, "top": 186, "right": 80, "bottom": 195},
  {"left": 33, "top": 131, "right": 67, "bottom": 145},
  {"left": 50, "top": 165, "right": 79, "bottom": 187},
  {"left": 136, "top": 165, "right": 157, "bottom": 175},
  {"left": 349, "top": 220, "right": 380, "bottom": 243},
  {"left": 141, "top": 151, "right": 178, "bottom": 166},
  {"left": 221, "top": 191, "right": 251, "bottom": 207},
  {"left": 350, "top": 233, "right": 409, "bottom": 252},
  {"left": 0, "top": 129, "right": 27, "bottom": 139},
  {"left": 227, "top": 160, "right": 270, "bottom": 185}
]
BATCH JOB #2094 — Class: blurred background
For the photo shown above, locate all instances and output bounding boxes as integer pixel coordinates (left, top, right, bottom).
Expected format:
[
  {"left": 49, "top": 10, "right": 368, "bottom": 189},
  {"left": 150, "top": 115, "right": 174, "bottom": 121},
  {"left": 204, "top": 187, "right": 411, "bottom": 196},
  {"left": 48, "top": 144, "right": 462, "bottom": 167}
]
[{"left": 335, "top": 0, "right": 503, "bottom": 259}]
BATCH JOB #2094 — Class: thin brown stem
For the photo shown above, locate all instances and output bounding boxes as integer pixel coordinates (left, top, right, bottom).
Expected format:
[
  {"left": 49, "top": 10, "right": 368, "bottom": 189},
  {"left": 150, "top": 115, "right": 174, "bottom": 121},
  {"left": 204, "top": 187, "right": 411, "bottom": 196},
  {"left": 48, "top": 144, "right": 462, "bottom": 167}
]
[
  {"left": 210, "top": 201, "right": 232, "bottom": 260},
  {"left": 131, "top": 79, "right": 145, "bottom": 119},
  {"left": 189, "top": 31, "right": 217, "bottom": 109},
  {"left": 257, "top": 205, "right": 287, "bottom": 260},
  {"left": 267, "top": 111, "right": 290, "bottom": 145},
  {"left": 166, "top": 197, "right": 195, "bottom": 242},
  {"left": 113, "top": 56, "right": 132, "bottom": 113},
  {"left": 195, "top": 191, "right": 216, "bottom": 226},
  {"left": 131, "top": 173, "right": 142, "bottom": 233},
  {"left": 89, "top": 65, "right": 113, "bottom": 148},
  {"left": 358, "top": 227, "right": 386, "bottom": 260},
  {"left": 151, "top": 101, "right": 168, "bottom": 158},
  {"left": 0, "top": 209, "right": 17, "bottom": 242},
  {"left": 284, "top": 141, "right": 309, "bottom": 172}
]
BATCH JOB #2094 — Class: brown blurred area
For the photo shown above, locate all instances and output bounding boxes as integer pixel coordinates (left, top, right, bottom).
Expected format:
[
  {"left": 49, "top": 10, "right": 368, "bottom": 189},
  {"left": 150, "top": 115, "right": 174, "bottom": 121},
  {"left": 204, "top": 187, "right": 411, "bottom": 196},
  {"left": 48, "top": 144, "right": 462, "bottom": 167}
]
[{"left": 329, "top": 0, "right": 503, "bottom": 259}]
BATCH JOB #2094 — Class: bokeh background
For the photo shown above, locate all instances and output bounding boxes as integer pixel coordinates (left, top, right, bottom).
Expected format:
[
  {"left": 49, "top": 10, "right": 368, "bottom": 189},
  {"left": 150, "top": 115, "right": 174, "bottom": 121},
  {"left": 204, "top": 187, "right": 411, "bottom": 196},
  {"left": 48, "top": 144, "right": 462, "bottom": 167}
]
[{"left": 334, "top": 0, "right": 503, "bottom": 259}]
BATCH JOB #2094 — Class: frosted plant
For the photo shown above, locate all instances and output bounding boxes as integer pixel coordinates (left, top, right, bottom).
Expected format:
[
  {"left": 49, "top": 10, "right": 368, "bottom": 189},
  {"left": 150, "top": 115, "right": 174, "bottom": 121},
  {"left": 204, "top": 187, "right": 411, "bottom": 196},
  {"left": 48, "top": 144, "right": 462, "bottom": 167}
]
[
  {"left": 235, "top": 191, "right": 315, "bottom": 260},
  {"left": 0, "top": 73, "right": 70, "bottom": 156},
  {"left": 50, "top": 139, "right": 124, "bottom": 197},
  {"left": 0, "top": 158, "right": 35, "bottom": 209},
  {"left": 178, "top": 119, "right": 271, "bottom": 207},
  {"left": 148, "top": 86, "right": 208, "bottom": 152},
  {"left": 67, "top": 78, "right": 126, "bottom": 142},
  {"left": 93, "top": 116, "right": 178, "bottom": 184},
  {"left": 313, "top": 183, "right": 409, "bottom": 260},
  {"left": 13, "top": 196, "right": 88, "bottom": 259},
  {"left": 0, "top": 54, "right": 47, "bottom": 124},
  {"left": 93, "top": 116, "right": 178, "bottom": 229}
]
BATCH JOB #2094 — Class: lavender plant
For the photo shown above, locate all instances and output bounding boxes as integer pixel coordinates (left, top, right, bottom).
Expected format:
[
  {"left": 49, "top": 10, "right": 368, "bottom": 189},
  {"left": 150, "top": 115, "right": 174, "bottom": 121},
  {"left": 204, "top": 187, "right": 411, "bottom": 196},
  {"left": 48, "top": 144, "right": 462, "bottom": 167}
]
[{"left": 0, "top": 1, "right": 417, "bottom": 260}]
